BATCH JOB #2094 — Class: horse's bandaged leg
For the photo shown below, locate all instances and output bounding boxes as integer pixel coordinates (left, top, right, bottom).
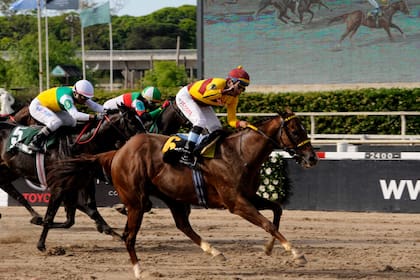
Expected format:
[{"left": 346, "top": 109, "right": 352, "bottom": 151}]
[
  {"left": 133, "top": 262, "right": 141, "bottom": 279},
  {"left": 200, "top": 240, "right": 223, "bottom": 258}
]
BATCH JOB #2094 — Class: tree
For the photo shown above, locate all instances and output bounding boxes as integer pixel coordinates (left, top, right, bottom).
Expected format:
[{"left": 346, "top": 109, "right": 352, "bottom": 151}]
[{"left": 142, "top": 61, "right": 188, "bottom": 88}]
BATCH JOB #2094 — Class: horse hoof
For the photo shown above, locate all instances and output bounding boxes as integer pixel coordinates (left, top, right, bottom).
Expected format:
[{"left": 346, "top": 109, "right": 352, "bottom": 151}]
[
  {"left": 293, "top": 254, "right": 307, "bottom": 266},
  {"left": 30, "top": 216, "right": 43, "bottom": 225},
  {"left": 37, "top": 244, "right": 46, "bottom": 252},
  {"left": 213, "top": 253, "right": 227, "bottom": 261}
]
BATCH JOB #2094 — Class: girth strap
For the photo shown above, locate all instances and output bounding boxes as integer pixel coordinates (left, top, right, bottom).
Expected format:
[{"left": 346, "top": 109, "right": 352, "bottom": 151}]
[{"left": 192, "top": 169, "right": 208, "bottom": 208}]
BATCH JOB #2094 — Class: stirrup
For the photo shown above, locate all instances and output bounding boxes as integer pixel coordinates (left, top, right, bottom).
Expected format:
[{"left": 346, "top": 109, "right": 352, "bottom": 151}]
[{"left": 28, "top": 141, "right": 45, "bottom": 153}]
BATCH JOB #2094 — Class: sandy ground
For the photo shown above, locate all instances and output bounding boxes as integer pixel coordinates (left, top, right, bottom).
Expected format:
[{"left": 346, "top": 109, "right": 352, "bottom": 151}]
[{"left": 0, "top": 206, "right": 419, "bottom": 280}]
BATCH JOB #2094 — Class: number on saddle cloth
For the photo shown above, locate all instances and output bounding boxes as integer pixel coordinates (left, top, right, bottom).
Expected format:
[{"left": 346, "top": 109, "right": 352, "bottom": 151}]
[
  {"left": 7, "top": 126, "right": 55, "bottom": 154},
  {"left": 161, "top": 130, "right": 227, "bottom": 165}
]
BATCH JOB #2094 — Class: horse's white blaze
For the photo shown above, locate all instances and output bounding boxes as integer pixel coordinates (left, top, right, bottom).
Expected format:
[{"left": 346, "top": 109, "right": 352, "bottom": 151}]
[
  {"left": 133, "top": 262, "right": 141, "bottom": 279},
  {"left": 200, "top": 240, "right": 222, "bottom": 257}
]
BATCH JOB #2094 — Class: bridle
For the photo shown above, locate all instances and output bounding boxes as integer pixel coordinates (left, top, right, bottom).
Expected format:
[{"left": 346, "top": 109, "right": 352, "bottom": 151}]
[
  {"left": 252, "top": 114, "right": 311, "bottom": 157},
  {"left": 75, "top": 111, "right": 140, "bottom": 145}
]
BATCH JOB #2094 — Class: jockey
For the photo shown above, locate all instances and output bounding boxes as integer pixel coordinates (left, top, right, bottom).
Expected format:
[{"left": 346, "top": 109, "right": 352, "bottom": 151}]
[
  {"left": 0, "top": 88, "right": 15, "bottom": 116},
  {"left": 28, "top": 79, "right": 104, "bottom": 152},
  {"left": 175, "top": 65, "right": 251, "bottom": 166},
  {"left": 367, "top": 0, "right": 382, "bottom": 17},
  {"left": 103, "top": 86, "right": 168, "bottom": 122}
]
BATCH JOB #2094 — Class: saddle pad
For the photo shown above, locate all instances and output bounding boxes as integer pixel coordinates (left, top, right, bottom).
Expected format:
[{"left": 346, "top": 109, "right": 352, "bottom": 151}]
[{"left": 7, "top": 126, "right": 55, "bottom": 153}]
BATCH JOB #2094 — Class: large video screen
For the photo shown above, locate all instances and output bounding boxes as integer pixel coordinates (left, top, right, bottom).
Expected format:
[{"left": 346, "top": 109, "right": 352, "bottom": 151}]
[{"left": 203, "top": 0, "right": 420, "bottom": 85}]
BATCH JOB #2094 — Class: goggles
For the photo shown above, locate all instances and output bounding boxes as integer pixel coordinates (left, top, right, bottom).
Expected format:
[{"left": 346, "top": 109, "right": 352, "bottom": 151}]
[
  {"left": 75, "top": 92, "right": 89, "bottom": 101},
  {"left": 231, "top": 78, "right": 248, "bottom": 90}
]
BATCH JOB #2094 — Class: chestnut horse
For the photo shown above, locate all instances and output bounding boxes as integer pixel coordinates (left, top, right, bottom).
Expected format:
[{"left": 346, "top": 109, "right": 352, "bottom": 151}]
[
  {"left": 48, "top": 108, "right": 318, "bottom": 279},
  {"left": 329, "top": 0, "right": 410, "bottom": 46},
  {"left": 0, "top": 105, "right": 143, "bottom": 236}
]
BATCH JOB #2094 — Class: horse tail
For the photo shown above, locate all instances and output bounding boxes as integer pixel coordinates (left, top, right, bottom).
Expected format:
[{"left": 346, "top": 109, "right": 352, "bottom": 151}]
[
  {"left": 328, "top": 13, "right": 349, "bottom": 24},
  {"left": 47, "top": 151, "right": 118, "bottom": 192}
]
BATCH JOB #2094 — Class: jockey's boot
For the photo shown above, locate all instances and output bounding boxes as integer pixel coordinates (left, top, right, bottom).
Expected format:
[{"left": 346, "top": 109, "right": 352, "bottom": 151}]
[
  {"left": 179, "top": 140, "right": 196, "bottom": 167},
  {"left": 28, "top": 127, "right": 50, "bottom": 152}
]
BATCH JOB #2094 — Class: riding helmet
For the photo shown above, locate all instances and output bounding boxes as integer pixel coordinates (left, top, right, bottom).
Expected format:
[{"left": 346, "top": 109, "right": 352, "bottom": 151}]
[
  {"left": 141, "top": 86, "right": 161, "bottom": 102},
  {"left": 73, "top": 80, "right": 94, "bottom": 98},
  {"left": 228, "top": 65, "right": 250, "bottom": 87}
]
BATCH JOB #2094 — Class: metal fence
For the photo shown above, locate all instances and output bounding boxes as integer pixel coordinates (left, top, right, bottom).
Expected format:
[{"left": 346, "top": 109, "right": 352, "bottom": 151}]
[{"left": 217, "top": 111, "right": 420, "bottom": 145}]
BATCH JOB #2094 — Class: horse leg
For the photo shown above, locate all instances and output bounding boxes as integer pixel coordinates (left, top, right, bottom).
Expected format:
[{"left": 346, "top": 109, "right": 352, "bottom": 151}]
[
  {"left": 306, "top": 10, "right": 314, "bottom": 24},
  {"left": 249, "top": 195, "right": 283, "bottom": 256},
  {"left": 1, "top": 183, "right": 43, "bottom": 225},
  {"left": 254, "top": 0, "right": 270, "bottom": 19},
  {"left": 383, "top": 26, "right": 394, "bottom": 41},
  {"left": 389, "top": 23, "right": 404, "bottom": 38},
  {"left": 76, "top": 182, "right": 122, "bottom": 240},
  {"left": 165, "top": 198, "right": 226, "bottom": 260},
  {"left": 37, "top": 191, "right": 64, "bottom": 251},
  {"left": 124, "top": 206, "right": 145, "bottom": 280},
  {"left": 227, "top": 196, "right": 306, "bottom": 265}
]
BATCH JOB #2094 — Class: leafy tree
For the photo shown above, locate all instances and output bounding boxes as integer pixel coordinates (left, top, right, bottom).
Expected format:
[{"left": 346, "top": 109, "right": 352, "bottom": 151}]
[{"left": 142, "top": 61, "right": 188, "bottom": 88}]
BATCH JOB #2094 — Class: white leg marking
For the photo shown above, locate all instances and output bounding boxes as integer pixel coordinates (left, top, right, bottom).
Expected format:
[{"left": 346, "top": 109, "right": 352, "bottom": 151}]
[
  {"left": 133, "top": 262, "right": 141, "bottom": 279},
  {"left": 200, "top": 240, "right": 222, "bottom": 257}
]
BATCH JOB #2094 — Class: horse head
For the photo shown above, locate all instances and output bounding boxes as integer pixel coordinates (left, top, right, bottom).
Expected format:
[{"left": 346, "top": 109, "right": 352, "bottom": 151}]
[
  {"left": 76, "top": 105, "right": 144, "bottom": 152},
  {"left": 146, "top": 98, "right": 190, "bottom": 135},
  {"left": 276, "top": 108, "right": 318, "bottom": 168},
  {"left": 388, "top": 0, "right": 410, "bottom": 15},
  {"left": 397, "top": 0, "right": 410, "bottom": 15}
]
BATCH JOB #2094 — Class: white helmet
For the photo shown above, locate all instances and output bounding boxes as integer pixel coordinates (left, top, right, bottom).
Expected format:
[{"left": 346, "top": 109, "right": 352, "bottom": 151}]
[{"left": 73, "top": 80, "right": 94, "bottom": 98}]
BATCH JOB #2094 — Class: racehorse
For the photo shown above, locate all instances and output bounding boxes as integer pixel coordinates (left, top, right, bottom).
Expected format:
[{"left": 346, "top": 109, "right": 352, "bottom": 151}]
[
  {"left": 47, "top": 108, "right": 318, "bottom": 279},
  {"left": 144, "top": 97, "right": 189, "bottom": 135},
  {"left": 0, "top": 105, "right": 44, "bottom": 225},
  {"left": 329, "top": 0, "right": 409, "bottom": 47},
  {"left": 254, "top": 0, "right": 331, "bottom": 24},
  {"left": 0, "top": 99, "right": 189, "bottom": 225},
  {"left": 0, "top": 105, "right": 143, "bottom": 236}
]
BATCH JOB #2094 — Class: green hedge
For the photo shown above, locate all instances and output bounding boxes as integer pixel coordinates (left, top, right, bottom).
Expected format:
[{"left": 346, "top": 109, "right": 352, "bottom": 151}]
[{"left": 12, "top": 87, "right": 420, "bottom": 135}]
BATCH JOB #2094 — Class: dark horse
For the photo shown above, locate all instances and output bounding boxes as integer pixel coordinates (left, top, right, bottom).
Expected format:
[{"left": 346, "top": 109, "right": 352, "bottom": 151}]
[
  {"left": 255, "top": 0, "right": 331, "bottom": 24},
  {"left": 0, "top": 99, "right": 189, "bottom": 225},
  {"left": 0, "top": 105, "right": 144, "bottom": 237},
  {"left": 329, "top": 0, "right": 409, "bottom": 47},
  {"left": 48, "top": 108, "right": 318, "bottom": 279},
  {"left": 0, "top": 105, "right": 42, "bottom": 224}
]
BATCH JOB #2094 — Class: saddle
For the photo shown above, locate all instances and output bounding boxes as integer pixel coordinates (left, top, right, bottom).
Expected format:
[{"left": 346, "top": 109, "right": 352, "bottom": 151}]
[
  {"left": 162, "top": 130, "right": 227, "bottom": 167},
  {"left": 7, "top": 126, "right": 57, "bottom": 155}
]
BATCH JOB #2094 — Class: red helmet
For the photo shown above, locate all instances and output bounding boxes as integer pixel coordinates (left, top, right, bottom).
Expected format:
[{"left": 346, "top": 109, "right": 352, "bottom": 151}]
[{"left": 228, "top": 65, "right": 250, "bottom": 87}]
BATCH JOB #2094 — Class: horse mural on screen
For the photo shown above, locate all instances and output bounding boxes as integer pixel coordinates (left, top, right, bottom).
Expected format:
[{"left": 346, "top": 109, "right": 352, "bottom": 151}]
[{"left": 329, "top": 0, "right": 410, "bottom": 47}]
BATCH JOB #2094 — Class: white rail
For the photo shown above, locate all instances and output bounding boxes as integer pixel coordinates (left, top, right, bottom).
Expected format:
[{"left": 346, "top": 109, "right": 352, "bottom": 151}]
[{"left": 216, "top": 111, "right": 420, "bottom": 145}]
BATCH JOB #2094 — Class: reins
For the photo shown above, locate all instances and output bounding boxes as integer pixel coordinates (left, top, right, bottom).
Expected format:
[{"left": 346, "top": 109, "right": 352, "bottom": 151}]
[
  {"left": 75, "top": 117, "right": 106, "bottom": 144},
  {"left": 248, "top": 114, "right": 311, "bottom": 154},
  {"left": 75, "top": 112, "right": 137, "bottom": 145}
]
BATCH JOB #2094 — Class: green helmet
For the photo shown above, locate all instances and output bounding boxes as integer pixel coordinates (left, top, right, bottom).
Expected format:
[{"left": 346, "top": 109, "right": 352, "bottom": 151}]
[{"left": 141, "top": 86, "right": 161, "bottom": 102}]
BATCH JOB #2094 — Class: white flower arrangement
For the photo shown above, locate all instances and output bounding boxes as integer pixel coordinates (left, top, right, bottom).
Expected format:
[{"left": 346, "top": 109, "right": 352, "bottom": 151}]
[{"left": 257, "top": 153, "right": 291, "bottom": 203}]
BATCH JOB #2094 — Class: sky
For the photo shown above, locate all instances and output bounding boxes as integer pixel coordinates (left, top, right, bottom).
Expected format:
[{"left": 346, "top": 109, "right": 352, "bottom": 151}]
[{"left": 117, "top": 0, "right": 197, "bottom": 16}]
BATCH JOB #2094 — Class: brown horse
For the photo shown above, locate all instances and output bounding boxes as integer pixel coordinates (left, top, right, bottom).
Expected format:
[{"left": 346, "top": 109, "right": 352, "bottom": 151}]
[
  {"left": 48, "top": 108, "right": 318, "bottom": 279},
  {"left": 329, "top": 0, "right": 410, "bottom": 46}
]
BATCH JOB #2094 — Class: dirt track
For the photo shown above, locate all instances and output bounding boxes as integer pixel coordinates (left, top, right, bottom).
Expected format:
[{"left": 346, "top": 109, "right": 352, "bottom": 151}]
[{"left": 0, "top": 206, "right": 419, "bottom": 280}]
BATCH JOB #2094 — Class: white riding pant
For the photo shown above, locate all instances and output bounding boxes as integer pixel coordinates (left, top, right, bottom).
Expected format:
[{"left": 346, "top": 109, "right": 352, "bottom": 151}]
[
  {"left": 175, "top": 86, "right": 222, "bottom": 133},
  {"left": 29, "top": 98, "right": 77, "bottom": 132},
  {"left": 368, "top": 0, "right": 379, "bottom": 9}
]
